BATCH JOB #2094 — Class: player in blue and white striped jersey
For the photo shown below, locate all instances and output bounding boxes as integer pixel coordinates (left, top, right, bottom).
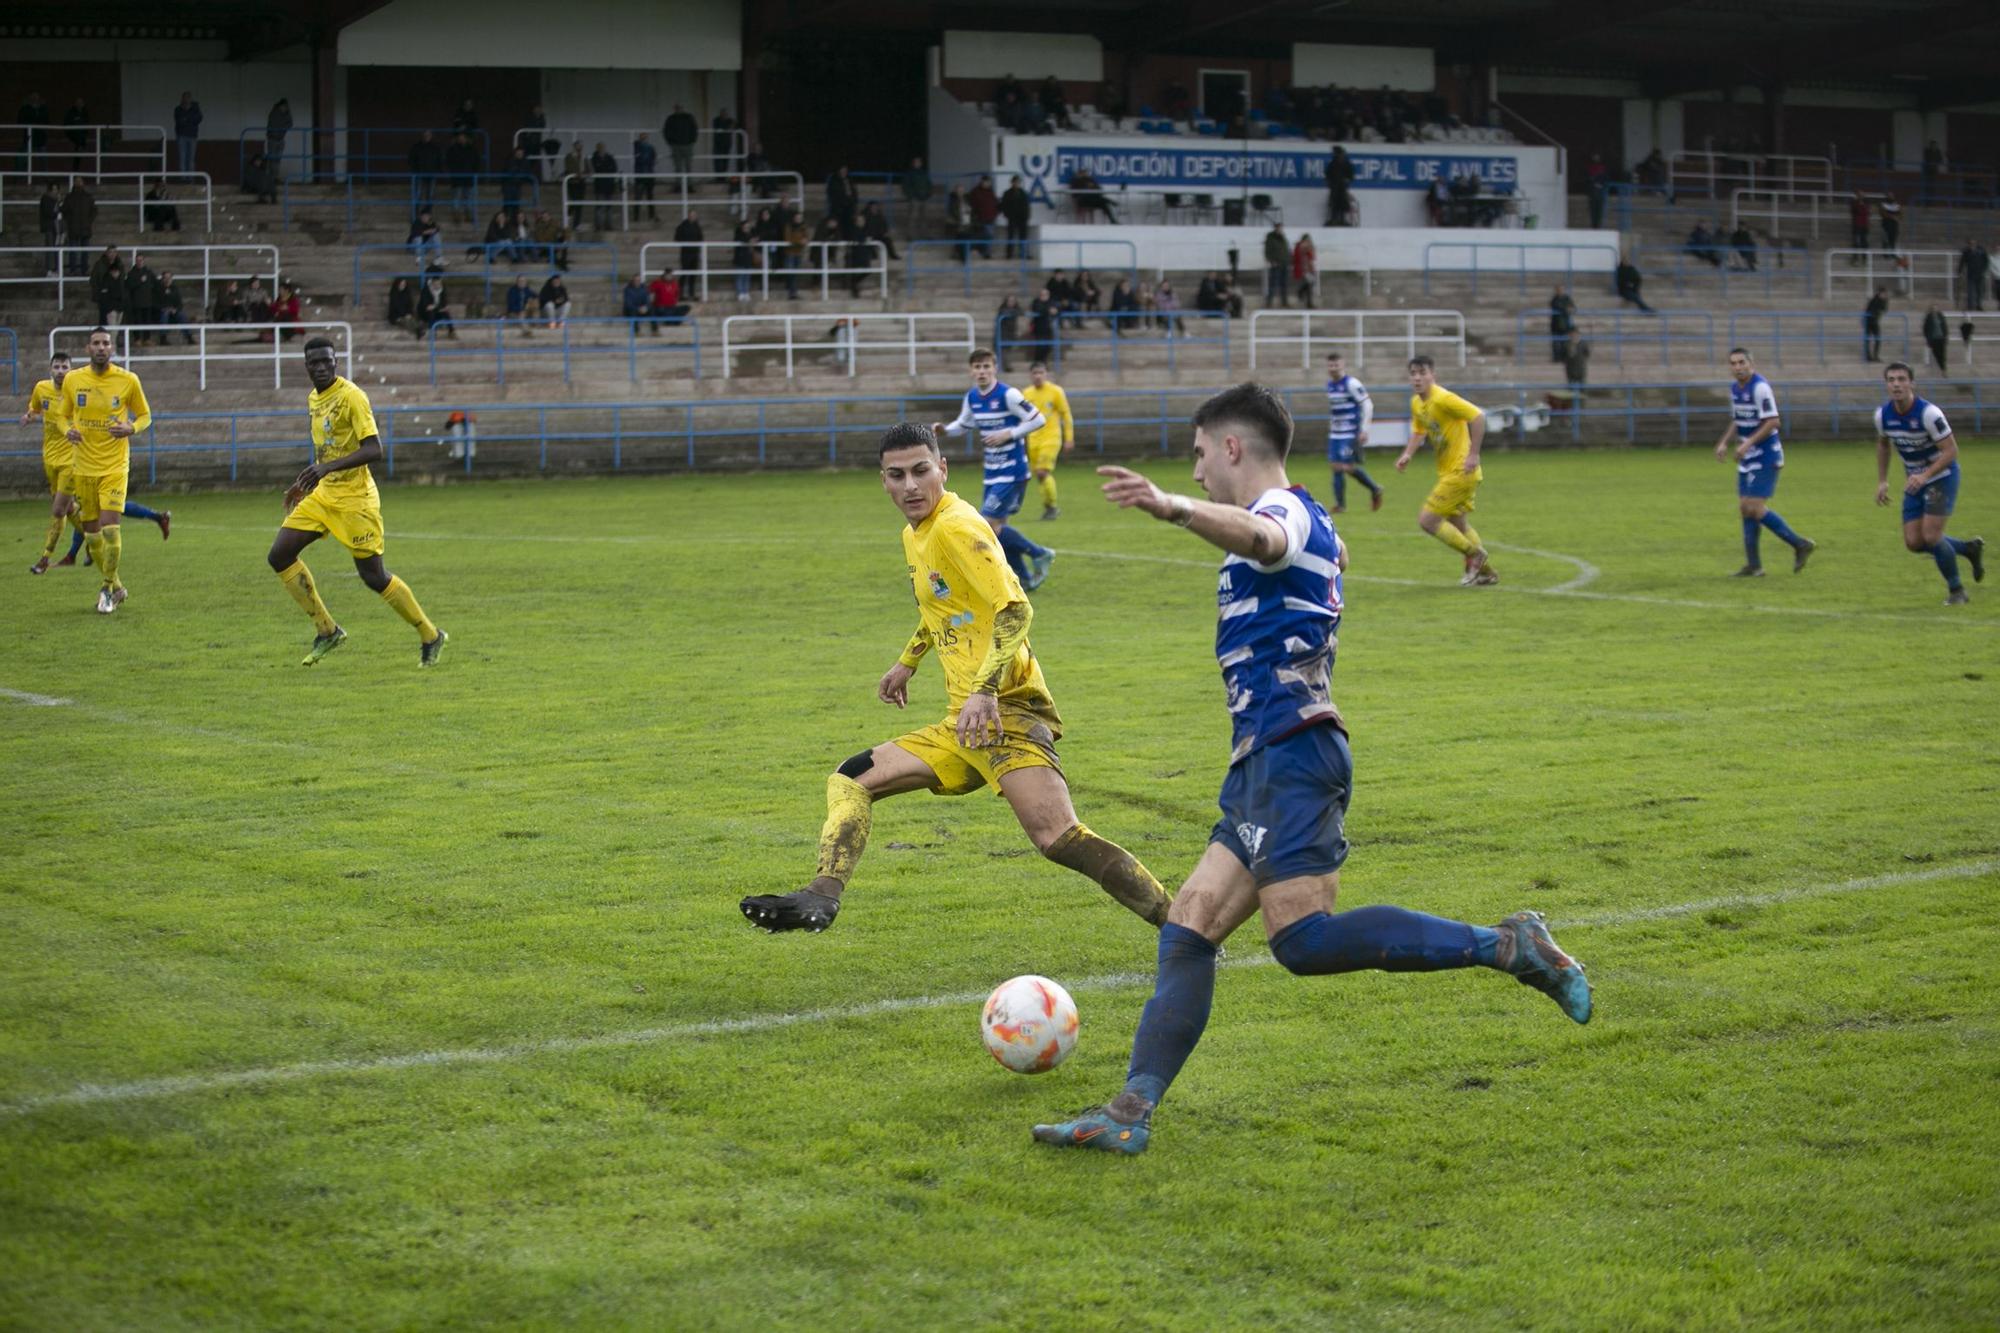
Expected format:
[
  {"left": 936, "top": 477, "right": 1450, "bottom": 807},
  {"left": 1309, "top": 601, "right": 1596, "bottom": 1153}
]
[
  {"left": 934, "top": 348, "right": 1053, "bottom": 589},
  {"left": 1031, "top": 383, "right": 1590, "bottom": 1157},
  {"left": 1875, "top": 362, "right": 1984, "bottom": 604},
  {"left": 1322, "top": 352, "right": 1382, "bottom": 513},
  {"left": 1715, "top": 348, "right": 1816, "bottom": 577}
]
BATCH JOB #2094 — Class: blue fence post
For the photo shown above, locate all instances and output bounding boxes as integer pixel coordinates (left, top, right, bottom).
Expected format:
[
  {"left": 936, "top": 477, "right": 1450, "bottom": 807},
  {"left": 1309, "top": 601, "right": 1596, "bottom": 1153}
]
[
  {"left": 686, "top": 404, "right": 696, "bottom": 467},
  {"left": 382, "top": 410, "right": 395, "bottom": 476},
  {"left": 1159, "top": 391, "right": 1170, "bottom": 454},
  {"left": 828, "top": 399, "right": 838, "bottom": 463},
  {"left": 613, "top": 406, "right": 623, "bottom": 469},
  {"left": 229, "top": 413, "right": 239, "bottom": 481},
  {"left": 538, "top": 406, "right": 548, "bottom": 471}
]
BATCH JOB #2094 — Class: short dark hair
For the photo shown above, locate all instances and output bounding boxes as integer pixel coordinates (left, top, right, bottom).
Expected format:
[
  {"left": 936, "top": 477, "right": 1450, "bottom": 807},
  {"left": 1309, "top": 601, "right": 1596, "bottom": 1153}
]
[
  {"left": 49, "top": 351, "right": 70, "bottom": 364},
  {"left": 968, "top": 348, "right": 995, "bottom": 365},
  {"left": 1325, "top": 350, "right": 1344, "bottom": 360},
  {"left": 1407, "top": 354, "right": 1435, "bottom": 372},
  {"left": 90, "top": 326, "right": 111, "bottom": 338},
  {"left": 303, "top": 336, "right": 337, "bottom": 357},
  {"left": 879, "top": 421, "right": 939, "bottom": 459},
  {"left": 1728, "top": 346, "right": 1751, "bottom": 359},
  {"left": 1191, "top": 382, "right": 1293, "bottom": 459},
  {"left": 1884, "top": 361, "right": 1914, "bottom": 379},
  {"left": 1028, "top": 359, "right": 1048, "bottom": 371}
]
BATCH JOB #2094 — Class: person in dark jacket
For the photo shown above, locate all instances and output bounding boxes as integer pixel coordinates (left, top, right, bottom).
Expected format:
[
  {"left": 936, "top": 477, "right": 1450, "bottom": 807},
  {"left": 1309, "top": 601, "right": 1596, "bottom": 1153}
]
[
  {"left": 124, "top": 254, "right": 162, "bottom": 344},
  {"left": 999, "top": 175, "right": 1031, "bottom": 260},
  {"left": 417, "top": 273, "right": 454, "bottom": 339},
  {"left": 91, "top": 248, "right": 126, "bottom": 327},
  {"left": 632, "top": 133, "right": 659, "bottom": 220},
  {"left": 172, "top": 92, "right": 202, "bottom": 176},
  {"left": 265, "top": 98, "right": 292, "bottom": 164},
  {"left": 387, "top": 276, "right": 418, "bottom": 332},
  {"left": 451, "top": 99, "right": 479, "bottom": 134},
  {"left": 675, "top": 212, "right": 704, "bottom": 274},
  {"left": 500, "top": 144, "right": 534, "bottom": 225},
  {"left": 61, "top": 179, "right": 96, "bottom": 275},
  {"left": 1548, "top": 284, "right": 1575, "bottom": 364},
  {"left": 662, "top": 105, "right": 698, "bottom": 175},
  {"left": 1923, "top": 305, "right": 1949, "bottom": 373},
  {"left": 445, "top": 132, "right": 479, "bottom": 223},
  {"left": 64, "top": 97, "right": 91, "bottom": 171},
  {"left": 590, "top": 142, "right": 619, "bottom": 231},
  {"left": 826, "top": 165, "right": 857, "bottom": 230},
  {"left": 538, "top": 273, "right": 571, "bottom": 325},
  {"left": 38, "top": 181, "right": 61, "bottom": 275},
  {"left": 711, "top": 108, "right": 738, "bottom": 175},
  {"left": 860, "top": 201, "right": 897, "bottom": 260},
  {"left": 730, "top": 221, "right": 757, "bottom": 300},
  {"left": 408, "top": 130, "right": 443, "bottom": 210},
  {"left": 144, "top": 180, "right": 181, "bottom": 232},
  {"left": 1863, "top": 287, "right": 1889, "bottom": 363},
  {"left": 158, "top": 271, "right": 194, "bottom": 344}
]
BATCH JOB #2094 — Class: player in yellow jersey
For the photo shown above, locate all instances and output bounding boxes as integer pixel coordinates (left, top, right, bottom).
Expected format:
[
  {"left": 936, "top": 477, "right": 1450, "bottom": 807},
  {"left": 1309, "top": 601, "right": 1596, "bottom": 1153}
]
[
  {"left": 740, "top": 422, "right": 1171, "bottom": 934},
  {"left": 57, "top": 329, "right": 152, "bottom": 612},
  {"left": 1020, "top": 360, "right": 1074, "bottom": 519},
  {"left": 265, "top": 337, "right": 447, "bottom": 666},
  {"left": 22, "top": 351, "right": 78, "bottom": 575},
  {"left": 1394, "top": 354, "right": 1498, "bottom": 586}
]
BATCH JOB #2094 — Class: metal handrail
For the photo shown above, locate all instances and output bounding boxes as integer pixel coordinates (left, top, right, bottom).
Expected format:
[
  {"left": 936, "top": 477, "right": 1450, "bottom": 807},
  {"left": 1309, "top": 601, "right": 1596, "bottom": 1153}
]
[
  {"left": 1726, "top": 309, "right": 1913, "bottom": 367},
  {"left": 721, "top": 312, "right": 975, "bottom": 378},
  {"left": 1512, "top": 308, "right": 1715, "bottom": 367},
  {"left": 278, "top": 172, "right": 544, "bottom": 232},
  {"left": 637, "top": 240, "right": 887, "bottom": 302},
  {"left": 558, "top": 172, "right": 805, "bottom": 229},
  {"left": 2, "top": 122, "right": 168, "bottom": 177},
  {"left": 1671, "top": 151, "right": 1835, "bottom": 201},
  {"left": 1040, "top": 309, "right": 1231, "bottom": 373},
  {"left": 351, "top": 241, "right": 617, "bottom": 303},
  {"left": 901, "top": 237, "right": 1140, "bottom": 298},
  {"left": 515, "top": 126, "right": 749, "bottom": 174},
  {"left": 1822, "top": 249, "right": 1959, "bottom": 302},
  {"left": 238, "top": 125, "right": 491, "bottom": 184},
  {"left": 1422, "top": 241, "right": 1621, "bottom": 296},
  {"left": 0, "top": 171, "right": 213, "bottom": 230},
  {"left": 1, "top": 243, "right": 279, "bottom": 311},
  {"left": 426, "top": 316, "right": 700, "bottom": 387},
  {"left": 44, "top": 320, "right": 353, "bottom": 390},
  {"left": 1248, "top": 309, "right": 1465, "bottom": 369}
]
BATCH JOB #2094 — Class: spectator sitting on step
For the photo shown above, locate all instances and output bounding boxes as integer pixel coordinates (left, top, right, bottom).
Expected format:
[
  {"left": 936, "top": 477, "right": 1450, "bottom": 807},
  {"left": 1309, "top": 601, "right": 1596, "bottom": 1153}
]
[
  {"left": 144, "top": 180, "right": 180, "bottom": 232},
  {"left": 482, "top": 209, "right": 526, "bottom": 263},
  {"left": 243, "top": 276, "right": 273, "bottom": 322},
  {"left": 861, "top": 202, "right": 898, "bottom": 261},
  {"left": 1046, "top": 269, "right": 1078, "bottom": 312},
  {"left": 1196, "top": 271, "right": 1228, "bottom": 316},
  {"left": 1108, "top": 276, "right": 1139, "bottom": 335},
  {"left": 243, "top": 152, "right": 277, "bottom": 204},
  {"left": 648, "top": 272, "right": 688, "bottom": 329},
  {"left": 1730, "top": 224, "right": 1758, "bottom": 272},
  {"left": 125, "top": 254, "right": 162, "bottom": 344},
  {"left": 418, "top": 273, "right": 455, "bottom": 339},
  {"left": 623, "top": 274, "right": 651, "bottom": 325},
  {"left": 268, "top": 283, "right": 301, "bottom": 342},
  {"left": 1155, "top": 278, "right": 1183, "bottom": 335},
  {"left": 1039, "top": 76, "right": 1072, "bottom": 131},
  {"left": 1214, "top": 273, "right": 1244, "bottom": 318},
  {"left": 215, "top": 279, "right": 248, "bottom": 324},
  {"left": 531, "top": 210, "right": 570, "bottom": 270},
  {"left": 452, "top": 99, "right": 479, "bottom": 134},
  {"left": 539, "top": 273, "right": 571, "bottom": 326},
  {"left": 1076, "top": 271, "right": 1102, "bottom": 319},
  {"left": 388, "top": 276, "right": 419, "bottom": 332},
  {"left": 158, "top": 271, "right": 194, "bottom": 344},
  {"left": 409, "top": 208, "right": 443, "bottom": 270},
  {"left": 1685, "top": 221, "right": 1721, "bottom": 267},
  {"left": 505, "top": 274, "right": 536, "bottom": 333},
  {"left": 1614, "top": 258, "right": 1654, "bottom": 313},
  {"left": 1068, "top": 168, "right": 1115, "bottom": 224}
]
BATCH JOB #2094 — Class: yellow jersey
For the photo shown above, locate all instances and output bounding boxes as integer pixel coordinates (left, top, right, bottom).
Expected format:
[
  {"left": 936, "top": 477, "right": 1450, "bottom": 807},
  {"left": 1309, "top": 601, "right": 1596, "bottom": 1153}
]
[
  {"left": 900, "top": 491, "right": 1051, "bottom": 715},
  {"left": 308, "top": 376, "right": 382, "bottom": 507},
  {"left": 66, "top": 363, "right": 151, "bottom": 475},
  {"left": 28, "top": 377, "right": 74, "bottom": 467},
  {"left": 1020, "top": 382, "right": 1073, "bottom": 453},
  {"left": 1409, "top": 386, "right": 1483, "bottom": 478}
]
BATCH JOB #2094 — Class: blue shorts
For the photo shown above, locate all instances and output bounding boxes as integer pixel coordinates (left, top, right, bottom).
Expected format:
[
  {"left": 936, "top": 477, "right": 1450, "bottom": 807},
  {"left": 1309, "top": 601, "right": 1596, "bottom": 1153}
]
[
  {"left": 1327, "top": 435, "right": 1358, "bottom": 465},
  {"left": 980, "top": 480, "right": 1026, "bottom": 520},
  {"left": 1902, "top": 467, "right": 1959, "bottom": 523},
  {"left": 1737, "top": 464, "right": 1779, "bottom": 500},
  {"left": 1210, "top": 722, "right": 1351, "bottom": 887}
]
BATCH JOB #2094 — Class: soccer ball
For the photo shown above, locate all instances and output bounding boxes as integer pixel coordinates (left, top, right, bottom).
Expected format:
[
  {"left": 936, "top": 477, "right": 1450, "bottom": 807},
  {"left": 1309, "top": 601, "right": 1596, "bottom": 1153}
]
[{"left": 980, "top": 974, "right": 1079, "bottom": 1074}]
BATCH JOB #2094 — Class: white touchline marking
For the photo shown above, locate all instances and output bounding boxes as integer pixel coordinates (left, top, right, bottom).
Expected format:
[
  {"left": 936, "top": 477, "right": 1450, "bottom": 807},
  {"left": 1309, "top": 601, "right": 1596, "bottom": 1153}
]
[
  {"left": 4, "top": 859, "right": 1994, "bottom": 1118},
  {"left": 1486, "top": 540, "right": 1599, "bottom": 594},
  {"left": 0, "top": 688, "right": 72, "bottom": 707}
]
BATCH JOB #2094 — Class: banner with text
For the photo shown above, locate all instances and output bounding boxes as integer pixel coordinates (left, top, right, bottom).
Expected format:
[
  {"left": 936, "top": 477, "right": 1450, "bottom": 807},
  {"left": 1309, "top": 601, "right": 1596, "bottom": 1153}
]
[{"left": 1017, "top": 144, "right": 1519, "bottom": 201}]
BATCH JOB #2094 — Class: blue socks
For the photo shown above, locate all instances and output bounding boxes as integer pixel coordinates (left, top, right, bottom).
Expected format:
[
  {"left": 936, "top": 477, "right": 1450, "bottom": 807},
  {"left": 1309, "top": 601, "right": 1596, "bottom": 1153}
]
[
  {"left": 1742, "top": 516, "right": 1761, "bottom": 566},
  {"left": 1933, "top": 540, "right": 1963, "bottom": 589},
  {"left": 994, "top": 523, "right": 1033, "bottom": 580},
  {"left": 1122, "top": 923, "right": 1218, "bottom": 1108},
  {"left": 121, "top": 501, "right": 163, "bottom": 522},
  {"left": 1354, "top": 466, "right": 1380, "bottom": 496},
  {"left": 1269, "top": 906, "right": 1497, "bottom": 975},
  {"left": 67, "top": 526, "right": 86, "bottom": 559},
  {"left": 1759, "top": 510, "right": 1804, "bottom": 549},
  {"left": 1332, "top": 472, "right": 1346, "bottom": 507}
]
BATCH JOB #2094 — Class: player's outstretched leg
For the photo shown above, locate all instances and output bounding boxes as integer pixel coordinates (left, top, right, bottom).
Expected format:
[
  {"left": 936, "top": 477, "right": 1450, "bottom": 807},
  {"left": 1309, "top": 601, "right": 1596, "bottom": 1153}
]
[
  {"left": 1456, "top": 520, "right": 1498, "bottom": 586},
  {"left": 122, "top": 501, "right": 171, "bottom": 540},
  {"left": 31, "top": 512, "right": 64, "bottom": 574},
  {"left": 1045, "top": 823, "right": 1171, "bottom": 925},
  {"left": 364, "top": 559, "right": 445, "bottom": 666},
  {"left": 1491, "top": 910, "right": 1592, "bottom": 1023},
  {"left": 743, "top": 770, "right": 870, "bottom": 932},
  {"left": 1757, "top": 510, "right": 1813, "bottom": 572},
  {"left": 1964, "top": 536, "right": 1985, "bottom": 585},
  {"left": 1353, "top": 466, "right": 1383, "bottom": 511}
]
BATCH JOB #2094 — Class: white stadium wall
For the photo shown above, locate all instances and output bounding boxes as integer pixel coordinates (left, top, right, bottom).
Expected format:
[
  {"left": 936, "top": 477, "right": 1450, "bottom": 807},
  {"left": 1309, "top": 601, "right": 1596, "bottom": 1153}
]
[
  {"left": 337, "top": 0, "right": 742, "bottom": 70},
  {"left": 942, "top": 31, "right": 1104, "bottom": 83},
  {"left": 120, "top": 52, "right": 313, "bottom": 151},
  {"left": 1291, "top": 43, "right": 1434, "bottom": 93}
]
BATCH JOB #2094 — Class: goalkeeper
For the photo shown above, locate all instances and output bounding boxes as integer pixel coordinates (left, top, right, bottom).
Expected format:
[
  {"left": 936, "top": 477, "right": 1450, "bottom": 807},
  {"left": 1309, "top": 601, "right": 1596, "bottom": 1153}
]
[
  {"left": 265, "top": 338, "right": 447, "bottom": 667},
  {"left": 739, "top": 422, "right": 1170, "bottom": 934}
]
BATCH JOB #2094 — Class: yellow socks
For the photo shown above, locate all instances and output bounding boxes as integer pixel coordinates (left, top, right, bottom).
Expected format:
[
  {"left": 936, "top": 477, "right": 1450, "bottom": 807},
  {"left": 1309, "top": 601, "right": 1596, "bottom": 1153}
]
[
  {"left": 1459, "top": 522, "right": 1484, "bottom": 553},
  {"left": 277, "top": 561, "right": 337, "bottom": 635},
  {"left": 1046, "top": 823, "right": 1172, "bottom": 926},
  {"left": 378, "top": 576, "right": 437, "bottom": 640},
  {"left": 1429, "top": 521, "right": 1474, "bottom": 556},
  {"left": 812, "top": 773, "right": 874, "bottom": 891},
  {"left": 1038, "top": 472, "right": 1059, "bottom": 508},
  {"left": 41, "top": 514, "right": 64, "bottom": 559},
  {"left": 96, "top": 528, "right": 121, "bottom": 588}
]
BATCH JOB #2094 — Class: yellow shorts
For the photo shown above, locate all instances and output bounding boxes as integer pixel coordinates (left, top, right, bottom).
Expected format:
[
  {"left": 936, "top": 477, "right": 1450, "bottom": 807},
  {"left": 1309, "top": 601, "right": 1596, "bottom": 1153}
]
[
  {"left": 1027, "top": 439, "right": 1062, "bottom": 474},
  {"left": 283, "top": 489, "right": 386, "bottom": 557},
  {"left": 70, "top": 467, "right": 128, "bottom": 523},
  {"left": 1422, "top": 471, "right": 1482, "bottom": 518},
  {"left": 894, "top": 694, "right": 1064, "bottom": 796},
  {"left": 44, "top": 460, "right": 74, "bottom": 499}
]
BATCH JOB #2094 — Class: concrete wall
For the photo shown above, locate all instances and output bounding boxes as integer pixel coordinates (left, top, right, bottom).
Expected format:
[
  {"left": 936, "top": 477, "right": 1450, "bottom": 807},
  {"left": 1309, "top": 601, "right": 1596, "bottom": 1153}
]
[
  {"left": 338, "top": 0, "right": 741, "bottom": 70},
  {"left": 1035, "top": 222, "right": 1618, "bottom": 277}
]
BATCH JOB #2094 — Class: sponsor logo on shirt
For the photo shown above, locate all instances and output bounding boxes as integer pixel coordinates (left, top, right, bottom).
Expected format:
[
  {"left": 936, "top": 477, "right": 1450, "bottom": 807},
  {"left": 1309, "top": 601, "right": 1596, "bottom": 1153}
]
[{"left": 929, "top": 571, "right": 951, "bottom": 599}]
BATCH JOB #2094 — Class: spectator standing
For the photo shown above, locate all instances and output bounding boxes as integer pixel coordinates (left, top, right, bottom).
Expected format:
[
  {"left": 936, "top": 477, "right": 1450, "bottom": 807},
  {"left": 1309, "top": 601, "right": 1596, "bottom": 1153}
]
[
  {"left": 445, "top": 132, "right": 480, "bottom": 224},
  {"left": 1921, "top": 140, "right": 1943, "bottom": 202},
  {"left": 63, "top": 97, "right": 91, "bottom": 172},
  {"left": 125, "top": 254, "right": 162, "bottom": 343},
  {"left": 827, "top": 165, "right": 857, "bottom": 230},
  {"left": 1038, "top": 76, "right": 1071, "bottom": 131},
  {"left": 408, "top": 209, "right": 443, "bottom": 271},
  {"left": 38, "top": 181, "right": 61, "bottom": 275},
  {"left": 265, "top": 98, "right": 292, "bottom": 168},
  {"left": 1879, "top": 193, "right": 1901, "bottom": 251},
  {"left": 1848, "top": 192, "right": 1870, "bottom": 262},
  {"left": 662, "top": 105, "right": 698, "bottom": 176},
  {"left": 61, "top": 179, "right": 95, "bottom": 275},
  {"left": 590, "top": 142, "right": 618, "bottom": 231},
  {"left": 505, "top": 274, "right": 536, "bottom": 334},
  {"left": 783, "top": 208, "right": 809, "bottom": 298},
  {"left": 730, "top": 221, "right": 757, "bottom": 300},
  {"left": 1615, "top": 258, "right": 1654, "bottom": 313},
  {"left": 409, "top": 130, "right": 443, "bottom": 210},
  {"left": 944, "top": 185, "right": 971, "bottom": 262},
  {"left": 675, "top": 212, "right": 705, "bottom": 277},
  {"left": 563, "top": 142, "right": 588, "bottom": 229},
  {"left": 1262, "top": 222, "right": 1289, "bottom": 306},
  {"left": 451, "top": 99, "right": 479, "bottom": 135},
  {"left": 1291, "top": 232, "right": 1318, "bottom": 308},
  {"left": 1923, "top": 305, "right": 1949, "bottom": 373},
  {"left": 1960, "top": 241, "right": 1988, "bottom": 312},
  {"left": 632, "top": 133, "right": 659, "bottom": 220},
  {"left": 1564, "top": 335, "right": 1592, "bottom": 399},
  {"left": 1325, "top": 147, "right": 1353, "bottom": 227},
  {"left": 1863, "top": 287, "right": 1889, "bottom": 362},
  {"left": 501, "top": 144, "right": 534, "bottom": 226},
  {"left": 712, "top": 108, "right": 738, "bottom": 175},
  {"left": 1585, "top": 153, "right": 1608, "bottom": 229},
  {"left": 1029, "top": 287, "right": 1058, "bottom": 364},
  {"left": 17, "top": 92, "right": 50, "bottom": 173},
  {"left": 901, "top": 156, "right": 933, "bottom": 227},
  {"left": 538, "top": 273, "right": 571, "bottom": 327},
  {"left": 172, "top": 92, "right": 201, "bottom": 176},
  {"left": 444, "top": 411, "right": 478, "bottom": 462},
  {"left": 994, "top": 294, "right": 1024, "bottom": 366},
  {"left": 524, "top": 105, "right": 551, "bottom": 177},
  {"left": 1548, "top": 285, "right": 1576, "bottom": 364},
  {"left": 90, "top": 247, "right": 126, "bottom": 327},
  {"left": 1426, "top": 175, "right": 1448, "bottom": 227},
  {"left": 158, "top": 271, "right": 193, "bottom": 344},
  {"left": 388, "top": 277, "right": 419, "bottom": 332},
  {"left": 967, "top": 176, "right": 999, "bottom": 258},
  {"left": 999, "top": 175, "right": 1031, "bottom": 259}
]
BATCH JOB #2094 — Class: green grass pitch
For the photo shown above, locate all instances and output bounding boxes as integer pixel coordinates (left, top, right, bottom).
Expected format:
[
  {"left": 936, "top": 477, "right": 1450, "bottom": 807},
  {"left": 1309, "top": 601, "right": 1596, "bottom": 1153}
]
[{"left": 2, "top": 442, "right": 1997, "bottom": 1329}]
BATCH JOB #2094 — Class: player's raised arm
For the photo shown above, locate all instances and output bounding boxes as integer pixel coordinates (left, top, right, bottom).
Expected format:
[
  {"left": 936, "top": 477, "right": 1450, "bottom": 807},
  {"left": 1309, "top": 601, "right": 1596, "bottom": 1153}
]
[{"left": 1098, "top": 464, "right": 1292, "bottom": 566}]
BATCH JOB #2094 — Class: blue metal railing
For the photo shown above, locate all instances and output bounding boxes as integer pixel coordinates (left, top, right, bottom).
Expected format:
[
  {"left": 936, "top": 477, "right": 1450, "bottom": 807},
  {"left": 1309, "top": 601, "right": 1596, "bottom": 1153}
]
[
  {"left": 239, "top": 125, "right": 491, "bottom": 185},
  {"left": 1422, "top": 241, "right": 1623, "bottom": 296},
  {"left": 1725, "top": 310, "right": 1913, "bottom": 367},
  {"left": 902, "top": 237, "right": 1140, "bottom": 298},
  {"left": 850, "top": 169, "right": 991, "bottom": 232},
  {"left": 427, "top": 317, "right": 700, "bottom": 387},
  {"left": 1514, "top": 309, "right": 1715, "bottom": 368},
  {"left": 0, "top": 327, "right": 16, "bottom": 394},
  {"left": 353, "top": 241, "right": 617, "bottom": 303},
  {"left": 1625, "top": 242, "right": 1815, "bottom": 298},
  {"left": 14, "top": 379, "right": 1986, "bottom": 488},
  {"left": 281, "top": 173, "right": 543, "bottom": 232}
]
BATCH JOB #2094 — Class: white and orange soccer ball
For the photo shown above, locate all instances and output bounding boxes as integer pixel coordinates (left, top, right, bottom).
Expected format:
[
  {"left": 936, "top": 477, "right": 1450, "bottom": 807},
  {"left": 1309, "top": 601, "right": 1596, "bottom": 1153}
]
[{"left": 980, "top": 974, "right": 1079, "bottom": 1074}]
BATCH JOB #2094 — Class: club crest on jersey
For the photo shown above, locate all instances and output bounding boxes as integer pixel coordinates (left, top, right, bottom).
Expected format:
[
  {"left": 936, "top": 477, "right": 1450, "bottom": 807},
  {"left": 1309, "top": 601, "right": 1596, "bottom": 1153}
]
[
  {"left": 109, "top": 396, "right": 120, "bottom": 409},
  {"left": 929, "top": 571, "right": 951, "bottom": 599}
]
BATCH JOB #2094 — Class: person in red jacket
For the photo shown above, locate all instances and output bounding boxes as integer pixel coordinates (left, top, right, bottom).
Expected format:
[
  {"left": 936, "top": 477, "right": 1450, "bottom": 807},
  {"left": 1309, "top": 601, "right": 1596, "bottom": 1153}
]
[{"left": 646, "top": 273, "right": 687, "bottom": 332}]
